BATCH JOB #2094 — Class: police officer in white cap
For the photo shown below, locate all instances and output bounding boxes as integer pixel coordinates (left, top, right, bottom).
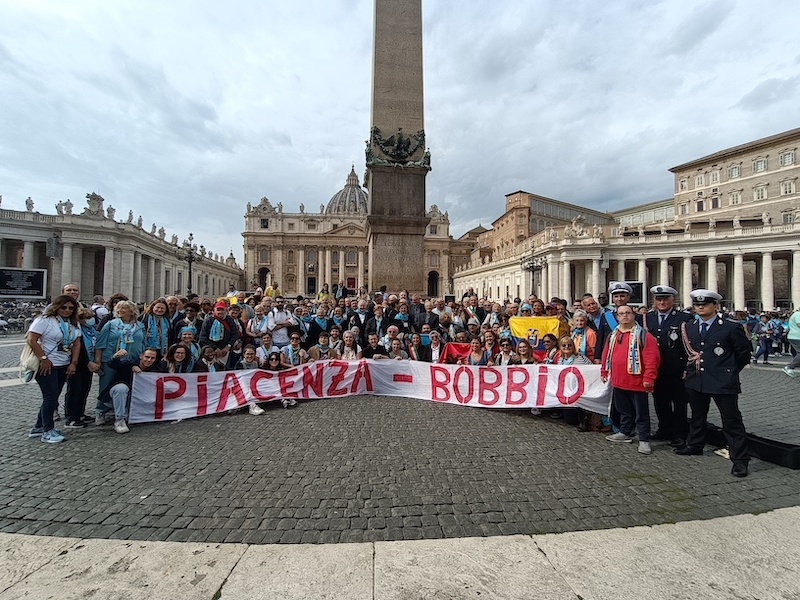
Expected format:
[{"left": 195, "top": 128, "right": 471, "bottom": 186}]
[
  {"left": 675, "top": 289, "right": 752, "bottom": 477},
  {"left": 645, "top": 285, "right": 692, "bottom": 446}
]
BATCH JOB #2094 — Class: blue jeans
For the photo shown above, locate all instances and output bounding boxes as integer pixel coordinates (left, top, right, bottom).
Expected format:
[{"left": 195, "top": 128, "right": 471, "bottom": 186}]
[
  {"left": 612, "top": 388, "right": 651, "bottom": 441},
  {"left": 35, "top": 365, "right": 68, "bottom": 432},
  {"left": 109, "top": 383, "right": 131, "bottom": 420}
]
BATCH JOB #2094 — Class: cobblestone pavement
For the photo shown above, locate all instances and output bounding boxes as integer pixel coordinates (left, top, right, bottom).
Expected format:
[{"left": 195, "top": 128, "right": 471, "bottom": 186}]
[{"left": 1, "top": 334, "right": 799, "bottom": 545}]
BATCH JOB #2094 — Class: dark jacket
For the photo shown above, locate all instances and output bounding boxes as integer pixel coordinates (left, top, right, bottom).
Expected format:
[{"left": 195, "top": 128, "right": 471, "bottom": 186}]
[
  {"left": 199, "top": 315, "right": 240, "bottom": 350},
  {"left": 683, "top": 316, "right": 751, "bottom": 395},
  {"left": 645, "top": 309, "right": 693, "bottom": 377}
]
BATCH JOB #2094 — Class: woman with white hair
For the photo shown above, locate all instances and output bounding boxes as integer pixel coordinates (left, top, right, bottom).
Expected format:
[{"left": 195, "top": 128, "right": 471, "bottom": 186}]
[{"left": 93, "top": 300, "right": 145, "bottom": 425}]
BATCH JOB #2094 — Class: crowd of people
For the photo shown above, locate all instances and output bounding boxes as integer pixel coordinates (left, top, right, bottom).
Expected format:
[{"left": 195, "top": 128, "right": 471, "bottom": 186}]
[{"left": 23, "top": 280, "right": 800, "bottom": 477}]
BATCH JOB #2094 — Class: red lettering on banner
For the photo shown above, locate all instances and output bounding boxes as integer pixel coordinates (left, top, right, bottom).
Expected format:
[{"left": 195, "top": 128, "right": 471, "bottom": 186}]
[
  {"left": 196, "top": 375, "right": 208, "bottom": 415},
  {"left": 556, "top": 366, "right": 585, "bottom": 405},
  {"left": 478, "top": 367, "right": 502, "bottom": 405},
  {"left": 429, "top": 365, "right": 451, "bottom": 402},
  {"left": 453, "top": 366, "right": 474, "bottom": 404},
  {"left": 393, "top": 373, "right": 413, "bottom": 383},
  {"left": 215, "top": 372, "right": 247, "bottom": 412},
  {"left": 279, "top": 369, "right": 299, "bottom": 398},
  {"left": 350, "top": 360, "right": 374, "bottom": 393},
  {"left": 535, "top": 365, "right": 549, "bottom": 406},
  {"left": 249, "top": 371, "right": 276, "bottom": 401},
  {"left": 155, "top": 376, "right": 187, "bottom": 420},
  {"left": 505, "top": 367, "right": 529, "bottom": 405},
  {"left": 302, "top": 363, "right": 325, "bottom": 397},
  {"left": 327, "top": 362, "right": 350, "bottom": 396}
]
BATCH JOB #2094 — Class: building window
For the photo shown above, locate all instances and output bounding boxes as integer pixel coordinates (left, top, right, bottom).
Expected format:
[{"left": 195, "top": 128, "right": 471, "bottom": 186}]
[
  {"left": 287, "top": 250, "right": 295, "bottom": 264},
  {"left": 783, "top": 213, "right": 794, "bottom": 224},
  {"left": 728, "top": 164, "right": 741, "bottom": 178},
  {"left": 429, "top": 225, "right": 438, "bottom": 235},
  {"left": 754, "top": 185, "right": 767, "bottom": 201},
  {"left": 710, "top": 170, "right": 720, "bottom": 184},
  {"left": 260, "top": 218, "right": 269, "bottom": 229},
  {"left": 711, "top": 196, "right": 720, "bottom": 209},
  {"left": 781, "top": 179, "right": 796, "bottom": 195},
  {"left": 780, "top": 150, "right": 795, "bottom": 166},
  {"left": 287, "top": 223, "right": 295, "bottom": 231},
  {"left": 307, "top": 223, "right": 317, "bottom": 231},
  {"left": 332, "top": 252, "right": 339, "bottom": 265},
  {"left": 753, "top": 157, "right": 767, "bottom": 173},
  {"left": 695, "top": 174, "right": 705, "bottom": 187},
  {"left": 679, "top": 204, "right": 688, "bottom": 215},
  {"left": 430, "top": 254, "right": 439, "bottom": 267},
  {"left": 729, "top": 190, "right": 741, "bottom": 205},
  {"left": 679, "top": 179, "right": 688, "bottom": 191},
  {"left": 696, "top": 200, "right": 704, "bottom": 212},
  {"left": 259, "top": 248, "right": 269, "bottom": 264},
  {"left": 346, "top": 250, "right": 357, "bottom": 266}
]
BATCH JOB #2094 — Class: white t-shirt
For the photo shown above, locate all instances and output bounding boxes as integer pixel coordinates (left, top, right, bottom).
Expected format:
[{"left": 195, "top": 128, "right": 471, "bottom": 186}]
[{"left": 29, "top": 316, "right": 82, "bottom": 367}]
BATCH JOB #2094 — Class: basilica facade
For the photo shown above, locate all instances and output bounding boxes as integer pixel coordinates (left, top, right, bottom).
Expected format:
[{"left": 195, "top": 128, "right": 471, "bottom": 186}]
[
  {"left": 242, "top": 167, "right": 471, "bottom": 298},
  {"left": 452, "top": 127, "right": 800, "bottom": 311}
]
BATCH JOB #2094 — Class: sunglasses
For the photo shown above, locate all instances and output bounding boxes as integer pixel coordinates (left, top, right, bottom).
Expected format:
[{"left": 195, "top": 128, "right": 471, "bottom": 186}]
[
  {"left": 290, "top": 337, "right": 300, "bottom": 341},
  {"left": 269, "top": 357, "right": 280, "bottom": 361},
  {"left": 60, "top": 305, "right": 76, "bottom": 311}
]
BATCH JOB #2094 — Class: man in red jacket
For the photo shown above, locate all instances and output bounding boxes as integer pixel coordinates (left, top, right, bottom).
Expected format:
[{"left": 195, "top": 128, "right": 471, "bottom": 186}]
[{"left": 601, "top": 305, "right": 661, "bottom": 455}]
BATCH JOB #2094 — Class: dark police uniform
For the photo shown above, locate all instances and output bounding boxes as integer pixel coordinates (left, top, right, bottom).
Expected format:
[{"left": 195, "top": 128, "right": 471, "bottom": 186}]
[
  {"left": 680, "top": 302, "right": 752, "bottom": 474},
  {"left": 645, "top": 306, "right": 692, "bottom": 444}
]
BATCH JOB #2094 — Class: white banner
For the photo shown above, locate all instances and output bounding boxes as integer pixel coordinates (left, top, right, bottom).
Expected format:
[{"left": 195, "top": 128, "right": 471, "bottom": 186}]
[{"left": 129, "top": 360, "right": 611, "bottom": 424}]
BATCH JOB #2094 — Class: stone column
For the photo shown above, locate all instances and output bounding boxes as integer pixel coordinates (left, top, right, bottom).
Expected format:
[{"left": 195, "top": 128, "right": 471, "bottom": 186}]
[
  {"left": 682, "top": 257, "right": 692, "bottom": 308},
  {"left": 133, "top": 252, "right": 142, "bottom": 302},
  {"left": 154, "top": 259, "right": 163, "bottom": 298},
  {"left": 548, "top": 257, "right": 559, "bottom": 299},
  {"left": 102, "top": 247, "right": 115, "bottom": 298},
  {"left": 120, "top": 250, "right": 135, "bottom": 299},
  {"left": 591, "top": 259, "right": 600, "bottom": 298},
  {"left": 22, "top": 241, "right": 35, "bottom": 269},
  {"left": 298, "top": 248, "right": 305, "bottom": 296},
  {"left": 146, "top": 257, "right": 155, "bottom": 301},
  {"left": 637, "top": 258, "right": 647, "bottom": 291},
  {"left": 562, "top": 259, "right": 572, "bottom": 303},
  {"left": 358, "top": 249, "right": 365, "bottom": 290},
  {"left": 615, "top": 259, "right": 625, "bottom": 283},
  {"left": 707, "top": 255, "right": 718, "bottom": 292},
  {"left": 659, "top": 258, "right": 669, "bottom": 287},
  {"left": 733, "top": 252, "right": 745, "bottom": 310},
  {"left": 792, "top": 250, "right": 800, "bottom": 309},
  {"left": 761, "top": 252, "right": 774, "bottom": 311},
  {"left": 61, "top": 243, "right": 73, "bottom": 287},
  {"left": 324, "top": 247, "right": 332, "bottom": 289}
]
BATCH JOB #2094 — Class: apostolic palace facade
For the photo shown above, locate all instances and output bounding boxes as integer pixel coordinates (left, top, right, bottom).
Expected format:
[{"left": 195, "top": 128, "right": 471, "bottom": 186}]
[{"left": 451, "top": 127, "right": 800, "bottom": 311}]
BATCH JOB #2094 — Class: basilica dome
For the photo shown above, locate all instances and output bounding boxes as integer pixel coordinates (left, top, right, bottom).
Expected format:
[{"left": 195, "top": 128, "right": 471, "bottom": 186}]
[{"left": 325, "top": 167, "right": 369, "bottom": 215}]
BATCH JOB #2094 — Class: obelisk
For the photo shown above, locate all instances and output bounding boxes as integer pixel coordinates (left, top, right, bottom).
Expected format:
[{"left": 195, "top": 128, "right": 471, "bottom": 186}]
[{"left": 366, "top": 0, "right": 430, "bottom": 294}]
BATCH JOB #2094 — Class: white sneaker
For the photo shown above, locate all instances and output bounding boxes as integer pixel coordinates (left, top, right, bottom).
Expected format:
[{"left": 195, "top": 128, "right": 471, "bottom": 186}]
[
  {"left": 95, "top": 413, "right": 107, "bottom": 426},
  {"left": 249, "top": 404, "right": 265, "bottom": 416},
  {"left": 287, "top": 399, "right": 298, "bottom": 407},
  {"left": 530, "top": 408, "right": 542, "bottom": 416},
  {"left": 605, "top": 432, "right": 633, "bottom": 443},
  {"left": 783, "top": 366, "right": 797, "bottom": 378},
  {"left": 638, "top": 441, "right": 652, "bottom": 455},
  {"left": 113, "top": 420, "right": 129, "bottom": 434}
]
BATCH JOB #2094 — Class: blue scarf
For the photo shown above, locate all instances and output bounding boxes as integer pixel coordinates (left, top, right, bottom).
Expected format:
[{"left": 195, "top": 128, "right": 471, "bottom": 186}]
[
  {"left": 209, "top": 318, "right": 224, "bottom": 342},
  {"left": 115, "top": 319, "right": 138, "bottom": 352},
  {"left": 571, "top": 327, "right": 587, "bottom": 355},
  {"left": 394, "top": 313, "right": 409, "bottom": 322},
  {"left": 80, "top": 322, "right": 97, "bottom": 358},
  {"left": 145, "top": 314, "right": 169, "bottom": 353},
  {"left": 58, "top": 316, "right": 79, "bottom": 350}
]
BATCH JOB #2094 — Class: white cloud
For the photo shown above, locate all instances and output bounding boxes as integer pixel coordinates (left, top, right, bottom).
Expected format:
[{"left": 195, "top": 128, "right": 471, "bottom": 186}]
[{"left": 1, "top": 0, "right": 798, "bottom": 260}]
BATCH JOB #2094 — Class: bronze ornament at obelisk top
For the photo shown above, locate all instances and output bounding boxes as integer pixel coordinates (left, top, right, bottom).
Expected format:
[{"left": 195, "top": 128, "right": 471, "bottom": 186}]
[{"left": 366, "top": 0, "right": 431, "bottom": 295}]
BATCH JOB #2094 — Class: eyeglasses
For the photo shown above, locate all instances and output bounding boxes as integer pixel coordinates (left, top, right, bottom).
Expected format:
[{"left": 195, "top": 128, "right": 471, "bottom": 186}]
[
  {"left": 269, "top": 357, "right": 280, "bottom": 361},
  {"left": 560, "top": 344, "right": 573, "bottom": 348},
  {"left": 290, "top": 337, "right": 300, "bottom": 341},
  {"left": 60, "top": 305, "right": 76, "bottom": 311}
]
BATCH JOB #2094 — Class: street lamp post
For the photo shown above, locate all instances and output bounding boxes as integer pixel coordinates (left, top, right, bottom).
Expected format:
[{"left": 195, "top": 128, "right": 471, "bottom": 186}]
[
  {"left": 176, "top": 232, "right": 205, "bottom": 296},
  {"left": 520, "top": 254, "right": 547, "bottom": 298}
]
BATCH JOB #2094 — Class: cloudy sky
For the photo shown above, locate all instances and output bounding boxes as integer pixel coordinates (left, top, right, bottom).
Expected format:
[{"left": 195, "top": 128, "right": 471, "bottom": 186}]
[{"left": 1, "top": 0, "right": 799, "bottom": 262}]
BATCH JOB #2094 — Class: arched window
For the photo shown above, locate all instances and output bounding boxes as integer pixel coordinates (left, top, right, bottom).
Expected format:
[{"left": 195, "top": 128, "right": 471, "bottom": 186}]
[{"left": 259, "top": 247, "right": 269, "bottom": 263}]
